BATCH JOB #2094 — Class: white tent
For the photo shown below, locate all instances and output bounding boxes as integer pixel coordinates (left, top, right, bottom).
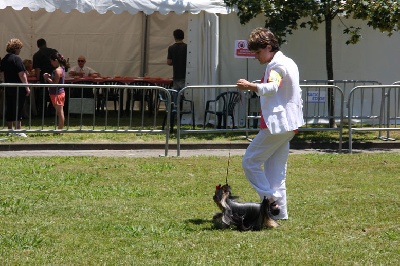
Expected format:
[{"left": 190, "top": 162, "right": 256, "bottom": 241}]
[
  {"left": 0, "top": 0, "right": 235, "bottom": 124},
  {"left": 2, "top": 1, "right": 399, "bottom": 85},
  {"left": 0, "top": 1, "right": 233, "bottom": 83},
  {"left": 0, "top": 0, "right": 231, "bottom": 14}
]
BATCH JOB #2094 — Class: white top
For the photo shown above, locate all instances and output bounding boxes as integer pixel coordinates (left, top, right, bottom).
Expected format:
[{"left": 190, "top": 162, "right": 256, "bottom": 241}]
[
  {"left": 69, "top": 65, "right": 97, "bottom": 76},
  {"left": 257, "top": 51, "right": 305, "bottom": 134}
]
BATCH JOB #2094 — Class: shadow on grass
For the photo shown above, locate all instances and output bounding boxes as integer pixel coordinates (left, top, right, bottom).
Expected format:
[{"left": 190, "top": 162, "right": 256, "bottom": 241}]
[{"left": 185, "top": 218, "right": 210, "bottom": 225}]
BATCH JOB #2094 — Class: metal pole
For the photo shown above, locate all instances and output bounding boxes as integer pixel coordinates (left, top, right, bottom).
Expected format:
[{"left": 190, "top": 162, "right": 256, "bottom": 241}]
[{"left": 141, "top": 14, "right": 149, "bottom": 77}]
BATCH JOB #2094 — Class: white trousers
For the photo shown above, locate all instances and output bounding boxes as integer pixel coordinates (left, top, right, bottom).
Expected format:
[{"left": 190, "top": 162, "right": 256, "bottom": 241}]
[{"left": 242, "top": 129, "right": 295, "bottom": 219}]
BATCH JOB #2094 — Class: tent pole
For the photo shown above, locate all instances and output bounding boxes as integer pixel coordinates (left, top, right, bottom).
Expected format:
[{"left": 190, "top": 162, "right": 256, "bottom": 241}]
[{"left": 141, "top": 14, "right": 149, "bottom": 76}]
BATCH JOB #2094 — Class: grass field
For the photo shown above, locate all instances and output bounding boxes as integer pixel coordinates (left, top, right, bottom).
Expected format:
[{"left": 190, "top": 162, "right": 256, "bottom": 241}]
[
  {"left": 0, "top": 153, "right": 399, "bottom": 265},
  {"left": 2, "top": 126, "right": 400, "bottom": 145}
]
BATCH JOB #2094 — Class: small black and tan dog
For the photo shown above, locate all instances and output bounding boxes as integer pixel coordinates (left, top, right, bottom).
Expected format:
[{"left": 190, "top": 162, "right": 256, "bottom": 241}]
[{"left": 213, "top": 184, "right": 280, "bottom": 230}]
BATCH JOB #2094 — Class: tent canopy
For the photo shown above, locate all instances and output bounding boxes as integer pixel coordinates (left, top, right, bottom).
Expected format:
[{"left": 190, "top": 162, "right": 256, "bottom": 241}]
[
  {"left": 0, "top": 1, "right": 228, "bottom": 81},
  {"left": 0, "top": 0, "right": 232, "bottom": 80},
  {"left": 0, "top": 0, "right": 233, "bottom": 14}
]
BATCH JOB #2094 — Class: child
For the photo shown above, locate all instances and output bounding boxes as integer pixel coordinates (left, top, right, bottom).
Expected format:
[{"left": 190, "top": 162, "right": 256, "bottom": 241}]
[{"left": 43, "top": 52, "right": 67, "bottom": 131}]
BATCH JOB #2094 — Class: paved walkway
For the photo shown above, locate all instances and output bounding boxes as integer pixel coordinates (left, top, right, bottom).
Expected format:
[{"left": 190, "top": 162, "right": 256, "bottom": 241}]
[
  {"left": 0, "top": 149, "right": 239, "bottom": 157},
  {"left": 0, "top": 147, "right": 399, "bottom": 157},
  {"left": 1, "top": 138, "right": 399, "bottom": 157}
]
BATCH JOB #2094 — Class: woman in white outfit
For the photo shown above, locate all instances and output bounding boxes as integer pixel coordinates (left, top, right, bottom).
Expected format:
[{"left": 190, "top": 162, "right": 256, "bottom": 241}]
[{"left": 236, "top": 27, "right": 304, "bottom": 220}]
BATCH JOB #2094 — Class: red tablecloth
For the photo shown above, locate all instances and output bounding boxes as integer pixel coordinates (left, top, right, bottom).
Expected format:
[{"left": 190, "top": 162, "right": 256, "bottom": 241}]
[
  {"left": 27, "top": 76, "right": 39, "bottom": 83},
  {"left": 28, "top": 76, "right": 173, "bottom": 85},
  {"left": 27, "top": 76, "right": 172, "bottom": 116}
]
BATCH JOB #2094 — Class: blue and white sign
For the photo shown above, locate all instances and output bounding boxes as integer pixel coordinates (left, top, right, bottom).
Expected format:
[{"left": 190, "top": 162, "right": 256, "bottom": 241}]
[{"left": 307, "top": 91, "right": 326, "bottom": 103}]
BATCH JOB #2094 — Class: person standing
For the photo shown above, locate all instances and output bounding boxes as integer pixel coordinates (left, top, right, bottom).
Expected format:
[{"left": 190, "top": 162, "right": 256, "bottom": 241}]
[
  {"left": 167, "top": 29, "right": 187, "bottom": 91},
  {"left": 236, "top": 27, "right": 305, "bottom": 220},
  {"left": 32, "top": 38, "right": 58, "bottom": 117},
  {"left": 0, "top": 38, "right": 31, "bottom": 137},
  {"left": 43, "top": 52, "right": 67, "bottom": 131},
  {"left": 166, "top": 29, "right": 188, "bottom": 132}
]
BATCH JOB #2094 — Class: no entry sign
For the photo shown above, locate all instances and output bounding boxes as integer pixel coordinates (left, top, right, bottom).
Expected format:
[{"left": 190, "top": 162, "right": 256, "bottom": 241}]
[{"left": 234, "top": 40, "right": 255, "bottom": 58}]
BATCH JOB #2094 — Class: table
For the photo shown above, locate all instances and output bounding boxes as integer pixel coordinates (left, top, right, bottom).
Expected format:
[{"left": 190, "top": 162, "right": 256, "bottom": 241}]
[
  {"left": 28, "top": 76, "right": 173, "bottom": 115},
  {"left": 28, "top": 76, "right": 173, "bottom": 86},
  {"left": 76, "top": 77, "right": 172, "bottom": 115}
]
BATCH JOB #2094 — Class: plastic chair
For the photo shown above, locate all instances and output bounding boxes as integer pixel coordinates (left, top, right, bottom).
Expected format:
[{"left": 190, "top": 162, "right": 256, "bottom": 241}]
[
  {"left": 70, "top": 80, "right": 95, "bottom": 98},
  {"left": 203, "top": 91, "right": 241, "bottom": 129},
  {"left": 160, "top": 89, "right": 195, "bottom": 133},
  {"left": 97, "top": 80, "right": 124, "bottom": 114},
  {"left": 248, "top": 91, "right": 260, "bottom": 128},
  {"left": 127, "top": 81, "right": 154, "bottom": 116}
]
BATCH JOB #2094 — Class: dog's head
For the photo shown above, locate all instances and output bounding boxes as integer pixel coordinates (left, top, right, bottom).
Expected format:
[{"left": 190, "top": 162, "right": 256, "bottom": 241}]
[{"left": 213, "top": 184, "right": 231, "bottom": 211}]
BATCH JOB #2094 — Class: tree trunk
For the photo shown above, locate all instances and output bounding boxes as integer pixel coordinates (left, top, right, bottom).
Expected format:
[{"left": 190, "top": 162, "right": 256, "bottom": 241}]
[{"left": 325, "top": 13, "right": 336, "bottom": 128}]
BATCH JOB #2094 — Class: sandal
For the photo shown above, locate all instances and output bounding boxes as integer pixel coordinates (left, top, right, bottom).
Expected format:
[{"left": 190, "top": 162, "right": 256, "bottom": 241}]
[{"left": 269, "top": 201, "right": 280, "bottom": 216}]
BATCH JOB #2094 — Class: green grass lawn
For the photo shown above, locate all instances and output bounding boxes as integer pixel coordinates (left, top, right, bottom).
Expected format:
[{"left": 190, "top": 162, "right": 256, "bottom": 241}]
[
  {"left": 0, "top": 153, "right": 399, "bottom": 265},
  {"left": 2, "top": 126, "right": 399, "bottom": 145},
  {"left": 1, "top": 110, "right": 400, "bottom": 145}
]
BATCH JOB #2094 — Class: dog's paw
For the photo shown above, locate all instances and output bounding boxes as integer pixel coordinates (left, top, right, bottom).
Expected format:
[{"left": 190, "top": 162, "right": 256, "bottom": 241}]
[
  {"left": 213, "top": 212, "right": 223, "bottom": 220},
  {"left": 212, "top": 212, "right": 231, "bottom": 229},
  {"left": 264, "top": 217, "right": 280, "bottom": 229}
]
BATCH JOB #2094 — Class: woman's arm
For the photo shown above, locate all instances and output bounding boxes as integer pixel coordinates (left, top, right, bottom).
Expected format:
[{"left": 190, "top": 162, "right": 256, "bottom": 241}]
[
  {"left": 43, "top": 67, "right": 62, "bottom": 84},
  {"left": 18, "top": 71, "right": 30, "bottom": 96}
]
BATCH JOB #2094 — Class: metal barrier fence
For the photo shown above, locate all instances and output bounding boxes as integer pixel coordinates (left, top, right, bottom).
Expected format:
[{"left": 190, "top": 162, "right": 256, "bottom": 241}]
[
  {"left": 5, "top": 82, "right": 399, "bottom": 156},
  {"left": 301, "top": 79, "right": 380, "bottom": 99},
  {"left": 1, "top": 83, "right": 172, "bottom": 156},
  {"left": 244, "top": 82, "right": 344, "bottom": 132},
  {"left": 176, "top": 85, "right": 246, "bottom": 156},
  {"left": 348, "top": 85, "right": 400, "bottom": 153},
  {"left": 176, "top": 84, "right": 344, "bottom": 156}
]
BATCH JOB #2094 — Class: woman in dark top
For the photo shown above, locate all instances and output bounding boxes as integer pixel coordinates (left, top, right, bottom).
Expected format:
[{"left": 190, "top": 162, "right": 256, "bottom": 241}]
[
  {"left": 43, "top": 52, "right": 67, "bottom": 131},
  {"left": 0, "top": 38, "right": 30, "bottom": 137}
]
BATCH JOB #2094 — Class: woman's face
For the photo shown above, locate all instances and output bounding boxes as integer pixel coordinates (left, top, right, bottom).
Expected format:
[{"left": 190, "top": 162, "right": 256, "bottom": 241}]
[
  {"left": 254, "top": 45, "right": 274, "bottom": 65},
  {"left": 50, "top": 59, "right": 59, "bottom": 68}
]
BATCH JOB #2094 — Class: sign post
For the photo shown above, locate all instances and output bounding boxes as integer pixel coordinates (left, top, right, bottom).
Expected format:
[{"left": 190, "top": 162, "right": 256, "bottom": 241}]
[
  {"left": 234, "top": 40, "right": 255, "bottom": 80},
  {"left": 234, "top": 40, "right": 256, "bottom": 128}
]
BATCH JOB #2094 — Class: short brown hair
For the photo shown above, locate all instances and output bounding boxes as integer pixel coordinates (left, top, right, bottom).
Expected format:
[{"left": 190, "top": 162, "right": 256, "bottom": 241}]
[
  {"left": 6, "top": 38, "right": 23, "bottom": 54},
  {"left": 247, "top": 27, "right": 279, "bottom": 52}
]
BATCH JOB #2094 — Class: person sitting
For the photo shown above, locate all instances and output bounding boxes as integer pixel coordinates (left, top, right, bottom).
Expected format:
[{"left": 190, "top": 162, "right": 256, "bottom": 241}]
[
  {"left": 69, "top": 56, "right": 99, "bottom": 77},
  {"left": 68, "top": 56, "right": 99, "bottom": 98},
  {"left": 23, "top": 59, "right": 35, "bottom": 77}
]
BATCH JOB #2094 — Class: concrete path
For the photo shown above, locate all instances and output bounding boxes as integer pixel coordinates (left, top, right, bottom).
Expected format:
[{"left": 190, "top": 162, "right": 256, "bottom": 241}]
[{"left": 0, "top": 147, "right": 398, "bottom": 157}]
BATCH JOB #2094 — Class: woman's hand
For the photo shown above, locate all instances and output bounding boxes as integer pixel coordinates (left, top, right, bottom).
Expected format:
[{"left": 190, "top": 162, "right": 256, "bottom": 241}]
[
  {"left": 43, "top": 73, "right": 51, "bottom": 83},
  {"left": 237, "top": 79, "right": 256, "bottom": 91}
]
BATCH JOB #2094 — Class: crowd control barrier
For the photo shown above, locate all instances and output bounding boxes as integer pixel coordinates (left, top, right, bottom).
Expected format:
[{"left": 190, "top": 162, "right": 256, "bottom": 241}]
[
  {"left": 348, "top": 85, "right": 400, "bottom": 153},
  {"left": 1, "top": 83, "right": 172, "bottom": 156},
  {"left": 175, "top": 84, "right": 344, "bottom": 156}
]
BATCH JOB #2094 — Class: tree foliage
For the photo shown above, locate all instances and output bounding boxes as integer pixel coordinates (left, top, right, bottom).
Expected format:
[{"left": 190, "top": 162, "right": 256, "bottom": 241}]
[
  {"left": 223, "top": 0, "right": 400, "bottom": 45},
  {"left": 223, "top": 0, "right": 400, "bottom": 127}
]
